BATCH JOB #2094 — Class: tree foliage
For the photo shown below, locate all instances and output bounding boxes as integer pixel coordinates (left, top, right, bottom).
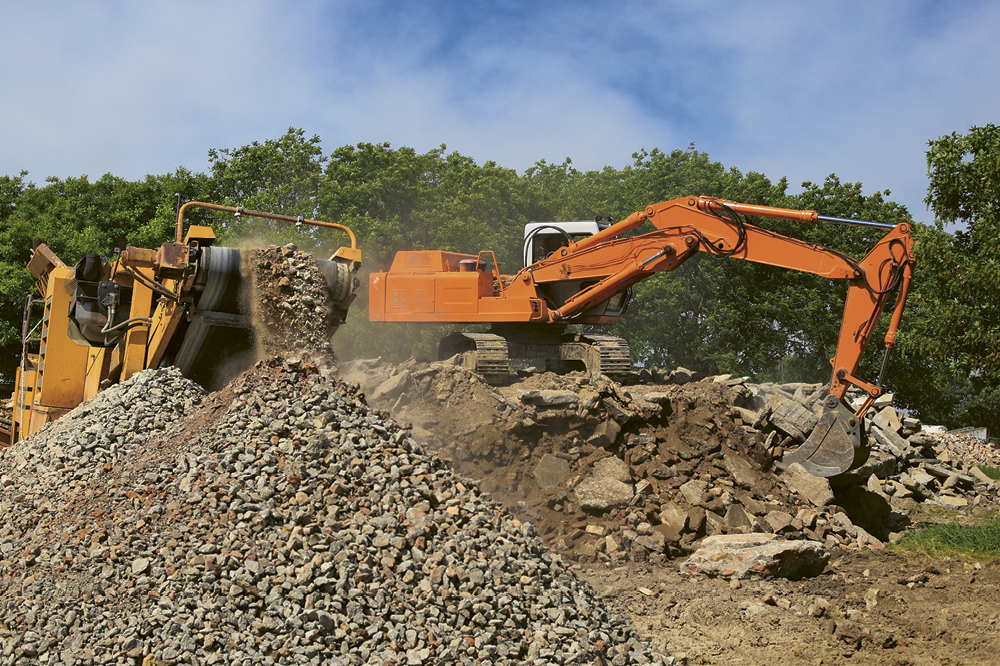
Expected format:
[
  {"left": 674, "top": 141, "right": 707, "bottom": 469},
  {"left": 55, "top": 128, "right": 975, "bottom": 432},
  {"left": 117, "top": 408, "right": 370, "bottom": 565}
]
[
  {"left": 893, "top": 124, "right": 1000, "bottom": 433},
  {"left": 1, "top": 126, "right": 995, "bottom": 436}
]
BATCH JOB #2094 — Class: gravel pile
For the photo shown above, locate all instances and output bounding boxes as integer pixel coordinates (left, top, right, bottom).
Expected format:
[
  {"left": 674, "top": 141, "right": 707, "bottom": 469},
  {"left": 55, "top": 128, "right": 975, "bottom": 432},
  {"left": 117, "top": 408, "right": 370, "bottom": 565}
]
[{"left": 0, "top": 359, "right": 666, "bottom": 665}]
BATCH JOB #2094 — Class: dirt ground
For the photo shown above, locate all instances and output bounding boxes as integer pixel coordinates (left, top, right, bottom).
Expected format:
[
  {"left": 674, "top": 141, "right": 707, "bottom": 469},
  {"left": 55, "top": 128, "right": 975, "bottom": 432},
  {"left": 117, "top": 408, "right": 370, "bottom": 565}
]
[
  {"left": 344, "top": 358, "right": 1000, "bottom": 666},
  {"left": 578, "top": 550, "right": 1000, "bottom": 666}
]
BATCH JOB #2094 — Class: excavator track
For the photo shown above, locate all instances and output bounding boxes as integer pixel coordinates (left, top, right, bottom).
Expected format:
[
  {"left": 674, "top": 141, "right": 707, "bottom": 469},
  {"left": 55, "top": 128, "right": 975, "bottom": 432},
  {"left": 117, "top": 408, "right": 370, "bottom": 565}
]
[
  {"left": 568, "top": 333, "right": 632, "bottom": 378},
  {"left": 439, "top": 332, "right": 510, "bottom": 381},
  {"left": 440, "top": 328, "right": 632, "bottom": 383}
]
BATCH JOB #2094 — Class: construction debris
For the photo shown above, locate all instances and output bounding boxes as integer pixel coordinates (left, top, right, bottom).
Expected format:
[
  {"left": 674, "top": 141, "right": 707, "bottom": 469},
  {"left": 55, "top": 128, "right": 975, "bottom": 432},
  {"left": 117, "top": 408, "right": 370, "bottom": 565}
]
[{"left": 347, "top": 358, "right": 1000, "bottom": 574}]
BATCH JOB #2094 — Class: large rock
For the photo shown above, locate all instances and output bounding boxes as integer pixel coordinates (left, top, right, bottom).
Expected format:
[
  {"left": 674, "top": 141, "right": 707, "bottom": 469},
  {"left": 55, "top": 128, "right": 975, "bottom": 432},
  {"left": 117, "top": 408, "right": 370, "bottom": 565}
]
[
  {"left": 517, "top": 389, "right": 579, "bottom": 407},
  {"left": 374, "top": 370, "right": 411, "bottom": 402},
  {"left": 587, "top": 419, "right": 621, "bottom": 448},
  {"left": 679, "top": 479, "right": 708, "bottom": 506},
  {"left": 592, "top": 455, "right": 631, "bottom": 483},
  {"left": 724, "top": 450, "right": 760, "bottom": 489},
  {"left": 573, "top": 477, "right": 634, "bottom": 510},
  {"left": 768, "top": 394, "right": 819, "bottom": 441},
  {"left": 659, "top": 501, "right": 689, "bottom": 533},
  {"left": 682, "top": 534, "right": 829, "bottom": 580},
  {"left": 782, "top": 462, "right": 835, "bottom": 506},
  {"left": 532, "top": 453, "right": 571, "bottom": 489}
]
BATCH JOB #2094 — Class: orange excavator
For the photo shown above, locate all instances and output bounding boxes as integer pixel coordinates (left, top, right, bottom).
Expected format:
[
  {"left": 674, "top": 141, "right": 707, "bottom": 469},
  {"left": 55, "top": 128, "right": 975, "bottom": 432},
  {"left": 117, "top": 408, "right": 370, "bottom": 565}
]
[{"left": 369, "top": 196, "right": 915, "bottom": 477}]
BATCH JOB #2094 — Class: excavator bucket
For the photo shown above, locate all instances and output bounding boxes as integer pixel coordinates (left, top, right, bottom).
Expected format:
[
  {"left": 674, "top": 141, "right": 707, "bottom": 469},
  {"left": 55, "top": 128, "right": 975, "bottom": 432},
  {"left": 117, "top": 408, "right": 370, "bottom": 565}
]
[{"left": 781, "top": 395, "right": 870, "bottom": 477}]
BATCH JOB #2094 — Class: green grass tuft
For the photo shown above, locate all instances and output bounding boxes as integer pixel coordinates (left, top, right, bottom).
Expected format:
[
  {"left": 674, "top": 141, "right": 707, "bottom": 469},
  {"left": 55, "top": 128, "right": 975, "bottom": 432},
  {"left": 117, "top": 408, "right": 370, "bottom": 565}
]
[
  {"left": 976, "top": 464, "right": 1000, "bottom": 481},
  {"left": 893, "top": 515, "right": 1000, "bottom": 560}
]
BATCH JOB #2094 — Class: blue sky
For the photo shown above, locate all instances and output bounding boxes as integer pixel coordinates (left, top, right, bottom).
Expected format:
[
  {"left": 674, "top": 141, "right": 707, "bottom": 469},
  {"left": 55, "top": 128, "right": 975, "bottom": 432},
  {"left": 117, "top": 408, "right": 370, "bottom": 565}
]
[{"left": 2, "top": 0, "right": 997, "bottom": 225}]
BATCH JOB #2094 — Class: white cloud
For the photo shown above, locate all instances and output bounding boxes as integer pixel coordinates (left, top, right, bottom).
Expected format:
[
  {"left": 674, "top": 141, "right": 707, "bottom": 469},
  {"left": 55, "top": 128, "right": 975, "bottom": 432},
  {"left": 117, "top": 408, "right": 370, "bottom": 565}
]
[{"left": 1, "top": 0, "right": 998, "bottom": 225}]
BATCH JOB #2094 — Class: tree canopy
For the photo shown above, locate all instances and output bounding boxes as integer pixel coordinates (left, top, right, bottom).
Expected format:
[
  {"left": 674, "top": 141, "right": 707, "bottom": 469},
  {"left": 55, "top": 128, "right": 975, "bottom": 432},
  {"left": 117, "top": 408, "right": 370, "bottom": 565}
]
[{"left": 0, "top": 126, "right": 993, "bottom": 436}]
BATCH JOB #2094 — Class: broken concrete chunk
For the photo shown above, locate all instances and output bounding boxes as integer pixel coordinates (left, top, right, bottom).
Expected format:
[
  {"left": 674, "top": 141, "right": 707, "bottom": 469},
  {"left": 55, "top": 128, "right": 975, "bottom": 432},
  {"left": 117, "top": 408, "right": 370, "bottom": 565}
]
[
  {"left": 679, "top": 479, "right": 708, "bottom": 506},
  {"left": 782, "top": 463, "right": 835, "bottom": 506},
  {"left": 682, "top": 534, "right": 829, "bottom": 580},
  {"left": 587, "top": 419, "right": 621, "bottom": 448},
  {"left": 374, "top": 370, "right": 411, "bottom": 401},
  {"left": 659, "top": 501, "right": 688, "bottom": 533},
  {"left": 672, "top": 367, "right": 695, "bottom": 384},
  {"left": 573, "top": 477, "right": 633, "bottom": 510},
  {"left": 725, "top": 505, "right": 753, "bottom": 530},
  {"left": 970, "top": 466, "right": 997, "bottom": 488},
  {"left": 937, "top": 495, "right": 969, "bottom": 509},
  {"left": 634, "top": 531, "right": 666, "bottom": 553},
  {"left": 724, "top": 451, "right": 761, "bottom": 489},
  {"left": 592, "top": 455, "right": 631, "bottom": 483},
  {"left": 870, "top": 423, "right": 911, "bottom": 459},
  {"left": 517, "top": 389, "right": 579, "bottom": 407},
  {"left": 763, "top": 510, "right": 794, "bottom": 533},
  {"left": 768, "top": 394, "right": 819, "bottom": 441},
  {"left": 875, "top": 406, "right": 903, "bottom": 433},
  {"left": 532, "top": 454, "right": 571, "bottom": 489}
]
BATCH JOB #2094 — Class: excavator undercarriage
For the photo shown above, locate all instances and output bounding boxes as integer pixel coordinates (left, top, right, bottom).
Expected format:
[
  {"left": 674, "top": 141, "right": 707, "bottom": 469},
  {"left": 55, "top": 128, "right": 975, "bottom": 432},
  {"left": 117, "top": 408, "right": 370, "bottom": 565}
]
[{"left": 440, "top": 325, "right": 633, "bottom": 382}]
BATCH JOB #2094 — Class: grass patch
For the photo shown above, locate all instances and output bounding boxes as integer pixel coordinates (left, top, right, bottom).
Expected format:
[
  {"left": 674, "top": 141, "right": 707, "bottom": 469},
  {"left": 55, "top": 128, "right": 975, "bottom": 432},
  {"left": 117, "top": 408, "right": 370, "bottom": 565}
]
[
  {"left": 976, "top": 464, "right": 1000, "bottom": 481},
  {"left": 892, "top": 514, "right": 1000, "bottom": 560}
]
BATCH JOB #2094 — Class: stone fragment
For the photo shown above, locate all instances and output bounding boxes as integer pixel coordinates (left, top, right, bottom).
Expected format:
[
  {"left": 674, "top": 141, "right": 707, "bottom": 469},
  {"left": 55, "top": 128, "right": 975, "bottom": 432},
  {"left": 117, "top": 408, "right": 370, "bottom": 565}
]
[
  {"left": 768, "top": 394, "right": 818, "bottom": 441},
  {"left": 587, "top": 419, "right": 621, "bottom": 448},
  {"left": 634, "top": 531, "right": 666, "bottom": 553},
  {"left": 592, "top": 455, "right": 631, "bottom": 483},
  {"left": 782, "top": 463, "right": 835, "bottom": 506},
  {"left": 374, "top": 370, "right": 411, "bottom": 401},
  {"left": 659, "top": 501, "right": 688, "bottom": 533},
  {"left": 682, "top": 534, "right": 829, "bottom": 580},
  {"left": 938, "top": 495, "right": 969, "bottom": 508},
  {"left": 517, "top": 389, "right": 579, "bottom": 407},
  {"left": 532, "top": 454, "right": 571, "bottom": 489},
  {"left": 686, "top": 506, "right": 707, "bottom": 535},
  {"left": 874, "top": 406, "right": 903, "bottom": 433},
  {"left": 970, "top": 466, "right": 997, "bottom": 488},
  {"left": 705, "top": 510, "right": 726, "bottom": 535},
  {"left": 679, "top": 479, "right": 708, "bottom": 506},
  {"left": 724, "top": 451, "right": 760, "bottom": 489},
  {"left": 725, "top": 505, "right": 752, "bottom": 530},
  {"left": 763, "top": 511, "right": 794, "bottom": 533},
  {"left": 573, "top": 477, "right": 634, "bottom": 510}
]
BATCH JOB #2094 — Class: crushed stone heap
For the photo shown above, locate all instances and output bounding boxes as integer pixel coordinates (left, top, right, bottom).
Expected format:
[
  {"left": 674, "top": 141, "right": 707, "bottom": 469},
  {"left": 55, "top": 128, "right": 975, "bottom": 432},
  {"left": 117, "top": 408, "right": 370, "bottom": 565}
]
[{"left": 0, "top": 360, "right": 667, "bottom": 665}]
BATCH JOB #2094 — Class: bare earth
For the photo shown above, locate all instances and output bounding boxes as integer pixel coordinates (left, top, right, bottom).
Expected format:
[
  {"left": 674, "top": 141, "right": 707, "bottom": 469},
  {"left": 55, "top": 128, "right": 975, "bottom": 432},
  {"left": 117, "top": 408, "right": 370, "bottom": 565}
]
[{"left": 578, "top": 550, "right": 1000, "bottom": 666}]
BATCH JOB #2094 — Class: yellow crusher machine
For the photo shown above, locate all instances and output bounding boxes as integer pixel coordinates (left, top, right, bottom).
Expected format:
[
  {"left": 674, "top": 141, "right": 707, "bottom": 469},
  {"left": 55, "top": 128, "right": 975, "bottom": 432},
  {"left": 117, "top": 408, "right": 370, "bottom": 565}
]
[{"left": 0, "top": 202, "right": 362, "bottom": 446}]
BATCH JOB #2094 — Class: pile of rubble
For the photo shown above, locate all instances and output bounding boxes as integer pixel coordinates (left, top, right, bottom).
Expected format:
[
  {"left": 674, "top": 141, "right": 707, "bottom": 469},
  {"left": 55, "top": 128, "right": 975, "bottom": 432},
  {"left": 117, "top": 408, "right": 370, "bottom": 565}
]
[
  {"left": 347, "top": 359, "right": 999, "bottom": 576},
  {"left": 0, "top": 360, "right": 667, "bottom": 665}
]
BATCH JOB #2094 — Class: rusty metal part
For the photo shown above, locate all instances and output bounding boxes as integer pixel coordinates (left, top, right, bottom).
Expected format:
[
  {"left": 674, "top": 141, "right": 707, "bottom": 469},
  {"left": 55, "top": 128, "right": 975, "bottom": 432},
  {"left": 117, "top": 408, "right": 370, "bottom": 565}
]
[{"left": 174, "top": 201, "right": 360, "bottom": 262}]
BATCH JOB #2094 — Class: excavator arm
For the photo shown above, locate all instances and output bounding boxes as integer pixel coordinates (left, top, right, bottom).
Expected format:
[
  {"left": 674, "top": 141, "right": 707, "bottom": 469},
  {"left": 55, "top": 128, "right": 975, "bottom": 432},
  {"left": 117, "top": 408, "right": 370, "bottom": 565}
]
[
  {"left": 516, "top": 195, "right": 914, "bottom": 476},
  {"left": 526, "top": 196, "right": 913, "bottom": 402}
]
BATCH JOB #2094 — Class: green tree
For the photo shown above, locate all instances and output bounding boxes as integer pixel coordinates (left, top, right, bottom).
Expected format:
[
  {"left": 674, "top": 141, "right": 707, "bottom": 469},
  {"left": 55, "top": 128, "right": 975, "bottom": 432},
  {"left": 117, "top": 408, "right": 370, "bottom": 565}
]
[
  {"left": 898, "top": 124, "right": 1000, "bottom": 433},
  {"left": 206, "top": 128, "right": 328, "bottom": 249}
]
